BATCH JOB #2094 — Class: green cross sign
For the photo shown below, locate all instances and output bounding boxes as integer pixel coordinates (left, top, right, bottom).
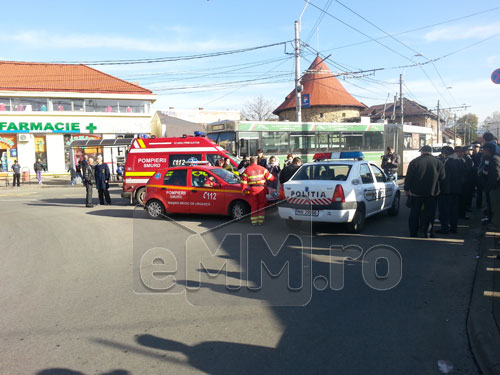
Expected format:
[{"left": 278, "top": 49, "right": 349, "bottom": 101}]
[{"left": 86, "top": 123, "right": 97, "bottom": 133}]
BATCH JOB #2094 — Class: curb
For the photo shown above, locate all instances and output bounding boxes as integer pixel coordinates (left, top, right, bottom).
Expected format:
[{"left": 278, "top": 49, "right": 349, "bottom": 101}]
[{"left": 468, "top": 230, "right": 500, "bottom": 375}]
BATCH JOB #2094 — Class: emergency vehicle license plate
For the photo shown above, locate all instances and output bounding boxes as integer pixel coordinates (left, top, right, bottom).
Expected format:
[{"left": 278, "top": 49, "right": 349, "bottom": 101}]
[{"left": 295, "top": 209, "right": 319, "bottom": 216}]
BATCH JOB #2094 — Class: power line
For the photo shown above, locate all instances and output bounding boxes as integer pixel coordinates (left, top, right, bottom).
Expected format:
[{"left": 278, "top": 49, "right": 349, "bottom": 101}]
[
  {"left": 304, "top": 0, "right": 333, "bottom": 44},
  {"left": 321, "top": 5, "right": 500, "bottom": 52},
  {"left": 46, "top": 41, "right": 292, "bottom": 65}
]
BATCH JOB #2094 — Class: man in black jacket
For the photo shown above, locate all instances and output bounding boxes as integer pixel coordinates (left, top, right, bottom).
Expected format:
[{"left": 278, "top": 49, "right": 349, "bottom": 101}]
[
  {"left": 404, "top": 145, "right": 446, "bottom": 238},
  {"left": 279, "top": 157, "right": 302, "bottom": 184},
  {"left": 83, "top": 157, "right": 95, "bottom": 207},
  {"left": 95, "top": 155, "right": 111, "bottom": 205},
  {"left": 381, "top": 146, "right": 401, "bottom": 180},
  {"left": 437, "top": 146, "right": 464, "bottom": 234}
]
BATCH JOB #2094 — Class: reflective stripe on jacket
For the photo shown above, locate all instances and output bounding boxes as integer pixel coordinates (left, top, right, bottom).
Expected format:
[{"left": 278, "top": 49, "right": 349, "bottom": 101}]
[{"left": 241, "top": 163, "right": 274, "bottom": 187}]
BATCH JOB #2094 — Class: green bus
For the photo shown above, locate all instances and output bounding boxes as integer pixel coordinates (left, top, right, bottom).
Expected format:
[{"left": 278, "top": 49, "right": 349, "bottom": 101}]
[{"left": 206, "top": 120, "right": 386, "bottom": 163}]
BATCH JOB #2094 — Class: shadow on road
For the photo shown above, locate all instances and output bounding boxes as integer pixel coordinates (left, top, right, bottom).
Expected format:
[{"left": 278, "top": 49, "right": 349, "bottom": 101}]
[{"left": 84, "top": 204, "right": 480, "bottom": 374}]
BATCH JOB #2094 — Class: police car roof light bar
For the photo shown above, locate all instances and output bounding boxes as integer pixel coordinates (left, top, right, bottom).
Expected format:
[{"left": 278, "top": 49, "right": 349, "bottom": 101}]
[{"left": 313, "top": 151, "right": 365, "bottom": 161}]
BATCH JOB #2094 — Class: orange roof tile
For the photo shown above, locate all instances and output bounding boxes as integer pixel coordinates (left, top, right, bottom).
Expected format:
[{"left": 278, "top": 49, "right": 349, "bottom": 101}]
[
  {"left": 274, "top": 56, "right": 365, "bottom": 114},
  {"left": 0, "top": 61, "right": 153, "bottom": 95}
]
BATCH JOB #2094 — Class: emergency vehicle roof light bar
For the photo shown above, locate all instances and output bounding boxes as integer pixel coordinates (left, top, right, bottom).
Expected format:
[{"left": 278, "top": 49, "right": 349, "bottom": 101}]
[
  {"left": 184, "top": 160, "right": 211, "bottom": 165},
  {"left": 313, "top": 151, "right": 365, "bottom": 161}
]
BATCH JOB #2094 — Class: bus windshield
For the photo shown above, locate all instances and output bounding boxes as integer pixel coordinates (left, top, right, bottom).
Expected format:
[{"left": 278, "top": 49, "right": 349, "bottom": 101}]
[{"left": 207, "top": 132, "right": 236, "bottom": 155}]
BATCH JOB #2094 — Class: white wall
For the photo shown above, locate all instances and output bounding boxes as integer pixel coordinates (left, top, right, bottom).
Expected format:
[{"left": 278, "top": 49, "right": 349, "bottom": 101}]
[
  {"left": 46, "top": 134, "right": 66, "bottom": 173},
  {"left": 17, "top": 136, "right": 36, "bottom": 173}
]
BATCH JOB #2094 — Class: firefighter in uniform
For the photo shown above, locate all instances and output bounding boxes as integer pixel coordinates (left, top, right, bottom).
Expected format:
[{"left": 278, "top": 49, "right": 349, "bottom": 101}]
[{"left": 241, "top": 156, "right": 275, "bottom": 225}]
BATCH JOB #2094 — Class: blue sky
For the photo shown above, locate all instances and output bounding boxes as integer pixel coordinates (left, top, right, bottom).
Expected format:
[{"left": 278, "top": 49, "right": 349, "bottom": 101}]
[{"left": 0, "top": 0, "right": 499, "bottom": 122}]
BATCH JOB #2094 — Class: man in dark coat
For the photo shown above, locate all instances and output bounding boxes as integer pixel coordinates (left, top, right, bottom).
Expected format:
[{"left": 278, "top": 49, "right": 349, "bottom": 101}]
[
  {"left": 256, "top": 149, "right": 267, "bottom": 168},
  {"left": 82, "top": 157, "right": 96, "bottom": 207},
  {"left": 483, "top": 143, "right": 500, "bottom": 227},
  {"left": 94, "top": 155, "right": 111, "bottom": 205},
  {"left": 279, "top": 157, "right": 302, "bottom": 184},
  {"left": 471, "top": 143, "right": 483, "bottom": 208},
  {"left": 437, "top": 146, "right": 464, "bottom": 234},
  {"left": 404, "top": 145, "right": 446, "bottom": 238}
]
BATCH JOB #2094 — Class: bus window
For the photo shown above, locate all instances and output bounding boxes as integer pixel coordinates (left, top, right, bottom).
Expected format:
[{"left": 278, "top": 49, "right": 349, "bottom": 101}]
[
  {"left": 329, "top": 133, "right": 341, "bottom": 150},
  {"left": 290, "top": 133, "right": 316, "bottom": 153},
  {"left": 239, "top": 132, "right": 259, "bottom": 156},
  {"left": 317, "top": 132, "right": 329, "bottom": 151},
  {"left": 261, "top": 132, "right": 289, "bottom": 154},
  {"left": 214, "top": 132, "right": 236, "bottom": 155},
  {"left": 341, "top": 133, "right": 363, "bottom": 150},
  {"left": 363, "top": 132, "right": 384, "bottom": 150}
]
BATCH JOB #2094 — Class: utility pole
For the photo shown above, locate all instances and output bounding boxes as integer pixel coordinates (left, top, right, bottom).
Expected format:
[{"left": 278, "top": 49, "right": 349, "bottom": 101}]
[
  {"left": 294, "top": 1, "right": 309, "bottom": 123},
  {"left": 399, "top": 74, "right": 404, "bottom": 126},
  {"left": 294, "top": 20, "right": 302, "bottom": 122},
  {"left": 436, "top": 100, "right": 440, "bottom": 145}
]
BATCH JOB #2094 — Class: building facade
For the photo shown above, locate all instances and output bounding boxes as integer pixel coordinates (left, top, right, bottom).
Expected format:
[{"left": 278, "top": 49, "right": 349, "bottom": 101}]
[{"left": 0, "top": 61, "right": 156, "bottom": 174}]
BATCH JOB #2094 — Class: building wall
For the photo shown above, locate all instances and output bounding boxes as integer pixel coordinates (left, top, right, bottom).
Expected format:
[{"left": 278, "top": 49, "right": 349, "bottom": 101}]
[
  {"left": 277, "top": 106, "right": 361, "bottom": 122},
  {"left": 17, "top": 136, "right": 36, "bottom": 173}
]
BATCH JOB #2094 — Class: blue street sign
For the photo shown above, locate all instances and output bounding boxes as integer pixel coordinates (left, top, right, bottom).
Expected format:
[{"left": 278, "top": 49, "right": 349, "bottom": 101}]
[
  {"left": 491, "top": 68, "right": 500, "bottom": 84},
  {"left": 301, "top": 93, "right": 311, "bottom": 108}
]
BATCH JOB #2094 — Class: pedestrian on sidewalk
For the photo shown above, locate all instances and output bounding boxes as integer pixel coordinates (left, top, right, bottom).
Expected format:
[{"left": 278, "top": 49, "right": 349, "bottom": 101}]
[
  {"left": 95, "top": 155, "right": 111, "bottom": 205},
  {"left": 67, "top": 165, "right": 77, "bottom": 185},
  {"left": 33, "top": 159, "right": 46, "bottom": 185},
  {"left": 11, "top": 160, "right": 21, "bottom": 187},
  {"left": 404, "top": 145, "right": 445, "bottom": 238},
  {"left": 437, "top": 146, "right": 464, "bottom": 234},
  {"left": 482, "top": 143, "right": 500, "bottom": 228},
  {"left": 265, "top": 156, "right": 281, "bottom": 200},
  {"left": 83, "top": 157, "right": 95, "bottom": 207},
  {"left": 471, "top": 143, "right": 483, "bottom": 209}
]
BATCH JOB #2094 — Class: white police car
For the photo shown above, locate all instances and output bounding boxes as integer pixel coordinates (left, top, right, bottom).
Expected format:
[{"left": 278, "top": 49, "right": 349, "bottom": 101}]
[{"left": 278, "top": 151, "right": 400, "bottom": 233}]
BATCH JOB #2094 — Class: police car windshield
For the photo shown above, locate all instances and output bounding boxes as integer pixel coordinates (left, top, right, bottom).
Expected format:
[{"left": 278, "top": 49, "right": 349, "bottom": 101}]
[
  {"left": 292, "top": 164, "right": 351, "bottom": 181},
  {"left": 211, "top": 168, "right": 240, "bottom": 184}
]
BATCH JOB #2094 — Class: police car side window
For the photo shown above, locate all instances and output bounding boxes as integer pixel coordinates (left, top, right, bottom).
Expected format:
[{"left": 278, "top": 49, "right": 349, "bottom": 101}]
[
  {"left": 359, "top": 164, "right": 374, "bottom": 184},
  {"left": 370, "top": 164, "right": 387, "bottom": 183},
  {"left": 164, "top": 170, "right": 187, "bottom": 186}
]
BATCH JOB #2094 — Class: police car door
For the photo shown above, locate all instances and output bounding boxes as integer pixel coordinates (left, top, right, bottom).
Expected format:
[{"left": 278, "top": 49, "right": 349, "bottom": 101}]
[
  {"left": 358, "top": 163, "right": 379, "bottom": 214},
  {"left": 369, "top": 163, "right": 391, "bottom": 211}
]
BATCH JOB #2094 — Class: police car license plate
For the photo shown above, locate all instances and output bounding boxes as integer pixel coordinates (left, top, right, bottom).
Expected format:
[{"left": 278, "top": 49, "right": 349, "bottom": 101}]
[{"left": 295, "top": 209, "right": 319, "bottom": 216}]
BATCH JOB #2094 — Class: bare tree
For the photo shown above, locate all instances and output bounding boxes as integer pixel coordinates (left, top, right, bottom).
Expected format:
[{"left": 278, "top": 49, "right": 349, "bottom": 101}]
[
  {"left": 241, "top": 96, "right": 278, "bottom": 121},
  {"left": 484, "top": 110, "right": 500, "bottom": 124}
]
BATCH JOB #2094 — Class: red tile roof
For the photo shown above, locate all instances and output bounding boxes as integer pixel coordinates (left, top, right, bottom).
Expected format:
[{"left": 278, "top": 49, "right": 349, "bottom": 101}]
[
  {"left": 274, "top": 56, "right": 365, "bottom": 115},
  {"left": 0, "top": 61, "right": 153, "bottom": 95}
]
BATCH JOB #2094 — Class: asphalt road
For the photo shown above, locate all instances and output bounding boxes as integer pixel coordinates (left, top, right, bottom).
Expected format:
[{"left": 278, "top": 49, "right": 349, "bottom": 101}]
[{"left": 0, "top": 185, "right": 481, "bottom": 375}]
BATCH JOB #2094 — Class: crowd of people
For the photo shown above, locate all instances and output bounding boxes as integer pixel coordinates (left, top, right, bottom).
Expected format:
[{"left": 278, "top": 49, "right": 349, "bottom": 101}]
[{"left": 404, "top": 132, "right": 500, "bottom": 238}]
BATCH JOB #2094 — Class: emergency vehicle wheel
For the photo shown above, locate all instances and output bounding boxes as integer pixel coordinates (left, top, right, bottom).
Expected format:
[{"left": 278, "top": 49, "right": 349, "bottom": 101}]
[
  {"left": 346, "top": 205, "right": 365, "bottom": 233},
  {"left": 388, "top": 193, "right": 400, "bottom": 216},
  {"left": 136, "top": 187, "right": 146, "bottom": 205},
  {"left": 230, "top": 201, "right": 250, "bottom": 221},
  {"left": 146, "top": 200, "right": 165, "bottom": 219}
]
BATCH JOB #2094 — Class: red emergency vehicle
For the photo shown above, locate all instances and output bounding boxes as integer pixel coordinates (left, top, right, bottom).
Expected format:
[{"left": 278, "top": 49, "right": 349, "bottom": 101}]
[
  {"left": 143, "top": 164, "right": 252, "bottom": 220},
  {"left": 122, "top": 135, "right": 239, "bottom": 204}
]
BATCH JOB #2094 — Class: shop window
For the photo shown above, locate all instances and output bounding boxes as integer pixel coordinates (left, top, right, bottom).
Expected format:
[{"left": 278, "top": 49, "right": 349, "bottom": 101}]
[
  {"left": 34, "top": 135, "right": 48, "bottom": 169},
  {"left": 11, "top": 98, "right": 49, "bottom": 112},
  {"left": 117, "top": 100, "right": 147, "bottom": 113},
  {"left": 84, "top": 99, "right": 118, "bottom": 113},
  {"left": 0, "top": 98, "right": 12, "bottom": 111},
  {"left": 52, "top": 99, "right": 72, "bottom": 111}
]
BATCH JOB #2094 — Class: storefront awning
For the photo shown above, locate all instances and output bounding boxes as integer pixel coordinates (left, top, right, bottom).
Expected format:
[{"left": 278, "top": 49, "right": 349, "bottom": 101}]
[{"left": 69, "top": 138, "right": 135, "bottom": 148}]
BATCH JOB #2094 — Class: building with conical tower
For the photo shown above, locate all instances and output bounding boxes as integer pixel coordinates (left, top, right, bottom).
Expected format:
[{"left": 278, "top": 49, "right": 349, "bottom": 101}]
[{"left": 273, "top": 56, "right": 366, "bottom": 122}]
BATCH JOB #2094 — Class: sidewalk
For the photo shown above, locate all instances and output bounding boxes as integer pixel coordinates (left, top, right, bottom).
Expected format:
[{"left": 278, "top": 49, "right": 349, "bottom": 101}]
[
  {"left": 468, "top": 223, "right": 500, "bottom": 375},
  {"left": 0, "top": 174, "right": 123, "bottom": 189}
]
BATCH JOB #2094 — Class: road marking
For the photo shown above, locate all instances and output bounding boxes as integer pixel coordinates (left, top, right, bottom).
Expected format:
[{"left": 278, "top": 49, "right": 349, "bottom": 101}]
[
  {"left": 484, "top": 291, "right": 500, "bottom": 298},
  {"left": 488, "top": 248, "right": 500, "bottom": 252},
  {"left": 487, "top": 255, "right": 498, "bottom": 259},
  {"left": 0, "top": 192, "right": 39, "bottom": 197},
  {"left": 0, "top": 198, "right": 38, "bottom": 202},
  {"left": 317, "top": 232, "right": 464, "bottom": 244},
  {"left": 485, "top": 231, "right": 500, "bottom": 237},
  {"left": 486, "top": 268, "right": 500, "bottom": 272}
]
